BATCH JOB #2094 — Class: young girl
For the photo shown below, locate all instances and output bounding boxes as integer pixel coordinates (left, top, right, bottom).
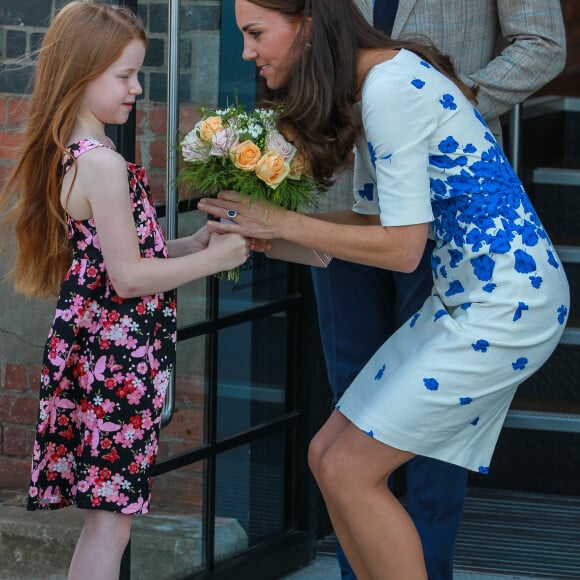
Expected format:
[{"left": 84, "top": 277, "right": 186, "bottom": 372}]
[
  {"left": 197, "top": 1, "right": 570, "bottom": 578},
  {"left": 0, "top": 2, "right": 249, "bottom": 578}
]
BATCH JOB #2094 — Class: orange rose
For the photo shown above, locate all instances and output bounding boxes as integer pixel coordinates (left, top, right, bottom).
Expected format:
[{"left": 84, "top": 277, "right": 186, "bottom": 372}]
[
  {"left": 255, "top": 151, "right": 290, "bottom": 189},
  {"left": 197, "top": 116, "right": 224, "bottom": 142},
  {"left": 230, "top": 140, "right": 262, "bottom": 171},
  {"left": 288, "top": 150, "right": 308, "bottom": 180}
]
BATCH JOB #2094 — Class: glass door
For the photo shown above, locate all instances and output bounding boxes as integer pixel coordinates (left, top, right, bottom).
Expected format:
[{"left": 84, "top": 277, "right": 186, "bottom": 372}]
[{"left": 118, "top": 1, "right": 325, "bottom": 577}]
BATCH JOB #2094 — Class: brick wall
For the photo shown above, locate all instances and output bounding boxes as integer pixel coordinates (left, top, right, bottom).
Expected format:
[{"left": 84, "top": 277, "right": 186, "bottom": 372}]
[{"left": 0, "top": 0, "right": 219, "bottom": 501}]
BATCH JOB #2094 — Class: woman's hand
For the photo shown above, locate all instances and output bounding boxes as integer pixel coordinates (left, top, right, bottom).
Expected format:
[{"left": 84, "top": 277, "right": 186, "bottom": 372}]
[{"left": 197, "top": 191, "right": 288, "bottom": 240}]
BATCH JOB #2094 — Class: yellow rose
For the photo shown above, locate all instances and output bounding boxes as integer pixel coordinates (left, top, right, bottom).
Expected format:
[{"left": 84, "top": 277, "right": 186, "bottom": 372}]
[
  {"left": 197, "top": 116, "right": 224, "bottom": 142},
  {"left": 255, "top": 151, "right": 290, "bottom": 189},
  {"left": 288, "top": 150, "right": 308, "bottom": 180},
  {"left": 230, "top": 140, "right": 262, "bottom": 171}
]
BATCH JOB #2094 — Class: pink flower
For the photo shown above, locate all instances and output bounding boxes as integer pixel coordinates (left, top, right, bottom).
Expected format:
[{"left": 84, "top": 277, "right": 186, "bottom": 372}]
[{"left": 210, "top": 127, "right": 240, "bottom": 157}]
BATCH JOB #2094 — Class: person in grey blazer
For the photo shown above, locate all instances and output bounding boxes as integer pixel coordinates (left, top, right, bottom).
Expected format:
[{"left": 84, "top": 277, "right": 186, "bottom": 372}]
[{"left": 310, "top": 1, "right": 566, "bottom": 579}]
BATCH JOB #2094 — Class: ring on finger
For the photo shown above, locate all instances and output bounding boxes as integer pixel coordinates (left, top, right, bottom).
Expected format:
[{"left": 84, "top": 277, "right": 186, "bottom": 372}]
[{"left": 226, "top": 209, "right": 238, "bottom": 219}]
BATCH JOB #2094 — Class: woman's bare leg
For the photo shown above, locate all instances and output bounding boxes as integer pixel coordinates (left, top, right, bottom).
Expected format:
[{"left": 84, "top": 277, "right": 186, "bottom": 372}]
[
  {"left": 311, "top": 411, "right": 427, "bottom": 580},
  {"left": 309, "top": 411, "right": 373, "bottom": 578},
  {"left": 68, "top": 510, "right": 133, "bottom": 580}
]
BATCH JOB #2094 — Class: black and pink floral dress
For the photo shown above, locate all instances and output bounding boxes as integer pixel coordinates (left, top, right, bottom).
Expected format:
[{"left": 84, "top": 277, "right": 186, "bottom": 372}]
[{"left": 27, "top": 139, "right": 176, "bottom": 515}]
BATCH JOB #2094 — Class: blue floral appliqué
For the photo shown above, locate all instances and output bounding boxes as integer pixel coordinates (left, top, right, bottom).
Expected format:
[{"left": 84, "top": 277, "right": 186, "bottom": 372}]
[
  {"left": 367, "top": 141, "right": 377, "bottom": 166},
  {"left": 459, "top": 397, "right": 472, "bottom": 405},
  {"left": 411, "top": 78, "right": 425, "bottom": 89},
  {"left": 529, "top": 276, "right": 543, "bottom": 289},
  {"left": 513, "top": 301, "right": 529, "bottom": 321},
  {"left": 478, "top": 466, "right": 490, "bottom": 475},
  {"left": 420, "top": 60, "right": 431, "bottom": 68},
  {"left": 472, "top": 339, "right": 489, "bottom": 353},
  {"left": 423, "top": 378, "right": 439, "bottom": 391},
  {"left": 471, "top": 254, "right": 495, "bottom": 282},
  {"left": 512, "top": 357, "right": 528, "bottom": 371},
  {"left": 365, "top": 430, "right": 375, "bottom": 438},
  {"left": 375, "top": 364, "right": 387, "bottom": 381},
  {"left": 374, "top": 364, "right": 386, "bottom": 381},
  {"left": 557, "top": 305, "right": 568, "bottom": 325},
  {"left": 438, "top": 136, "right": 459, "bottom": 154},
  {"left": 471, "top": 417, "right": 480, "bottom": 426},
  {"left": 445, "top": 280, "right": 465, "bottom": 297},
  {"left": 439, "top": 94, "right": 457, "bottom": 110},
  {"left": 547, "top": 250, "right": 560, "bottom": 269},
  {"left": 514, "top": 249, "right": 537, "bottom": 274},
  {"left": 409, "top": 313, "right": 420, "bottom": 327},
  {"left": 358, "top": 183, "right": 374, "bottom": 201},
  {"left": 434, "top": 309, "right": 447, "bottom": 321},
  {"left": 448, "top": 249, "right": 462, "bottom": 268}
]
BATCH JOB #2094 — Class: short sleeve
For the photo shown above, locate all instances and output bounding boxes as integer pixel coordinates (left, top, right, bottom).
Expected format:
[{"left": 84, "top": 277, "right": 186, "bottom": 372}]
[{"left": 355, "top": 61, "right": 435, "bottom": 227}]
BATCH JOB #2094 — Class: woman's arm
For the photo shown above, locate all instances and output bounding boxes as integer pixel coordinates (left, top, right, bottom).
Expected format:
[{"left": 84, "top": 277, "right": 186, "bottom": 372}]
[{"left": 198, "top": 193, "right": 428, "bottom": 273}]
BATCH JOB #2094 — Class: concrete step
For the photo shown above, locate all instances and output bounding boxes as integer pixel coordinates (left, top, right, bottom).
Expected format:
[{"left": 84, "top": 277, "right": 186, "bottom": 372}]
[{"left": 0, "top": 491, "right": 247, "bottom": 579}]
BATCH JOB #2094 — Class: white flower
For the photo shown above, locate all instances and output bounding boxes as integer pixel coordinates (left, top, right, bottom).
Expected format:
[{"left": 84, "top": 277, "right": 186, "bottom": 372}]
[
  {"left": 181, "top": 130, "right": 209, "bottom": 161},
  {"left": 210, "top": 127, "right": 240, "bottom": 157},
  {"left": 266, "top": 130, "right": 296, "bottom": 163}
]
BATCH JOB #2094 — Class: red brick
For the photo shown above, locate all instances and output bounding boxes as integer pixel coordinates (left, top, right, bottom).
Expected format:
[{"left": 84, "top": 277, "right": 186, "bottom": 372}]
[
  {"left": 179, "top": 106, "right": 200, "bottom": 133},
  {"left": 136, "top": 109, "right": 146, "bottom": 136},
  {"left": 149, "top": 105, "right": 168, "bottom": 135},
  {"left": 161, "top": 406, "right": 204, "bottom": 447},
  {"left": 135, "top": 140, "right": 142, "bottom": 165},
  {"left": 2, "top": 424, "right": 35, "bottom": 457},
  {"left": 4, "top": 364, "right": 27, "bottom": 392},
  {"left": 0, "top": 97, "right": 5, "bottom": 124},
  {"left": 0, "top": 393, "right": 38, "bottom": 425},
  {"left": 0, "top": 455, "right": 31, "bottom": 489},
  {"left": 6, "top": 98, "right": 29, "bottom": 127},
  {"left": 149, "top": 138, "right": 168, "bottom": 169},
  {"left": 147, "top": 171, "right": 167, "bottom": 203},
  {"left": 0, "top": 130, "right": 23, "bottom": 161},
  {"left": 26, "top": 365, "right": 42, "bottom": 393}
]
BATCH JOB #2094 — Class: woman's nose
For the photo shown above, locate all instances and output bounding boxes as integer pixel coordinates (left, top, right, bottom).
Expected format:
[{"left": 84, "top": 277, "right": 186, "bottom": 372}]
[{"left": 241, "top": 42, "right": 256, "bottom": 61}]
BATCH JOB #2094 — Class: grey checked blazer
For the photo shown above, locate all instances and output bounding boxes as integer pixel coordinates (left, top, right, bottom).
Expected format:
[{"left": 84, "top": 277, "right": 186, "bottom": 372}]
[{"left": 356, "top": 0, "right": 566, "bottom": 138}]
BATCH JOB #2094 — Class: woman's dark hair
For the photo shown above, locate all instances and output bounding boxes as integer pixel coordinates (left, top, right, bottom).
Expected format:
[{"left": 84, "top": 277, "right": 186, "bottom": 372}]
[{"left": 249, "top": 0, "right": 476, "bottom": 185}]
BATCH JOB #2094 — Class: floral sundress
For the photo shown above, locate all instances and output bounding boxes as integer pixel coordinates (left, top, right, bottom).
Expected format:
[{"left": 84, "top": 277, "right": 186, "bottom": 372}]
[{"left": 27, "top": 139, "right": 176, "bottom": 514}]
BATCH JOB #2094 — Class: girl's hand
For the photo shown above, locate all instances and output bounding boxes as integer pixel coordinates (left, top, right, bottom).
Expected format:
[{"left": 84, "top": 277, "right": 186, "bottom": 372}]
[
  {"left": 189, "top": 225, "right": 211, "bottom": 252},
  {"left": 197, "top": 191, "right": 287, "bottom": 240},
  {"left": 207, "top": 232, "right": 250, "bottom": 271}
]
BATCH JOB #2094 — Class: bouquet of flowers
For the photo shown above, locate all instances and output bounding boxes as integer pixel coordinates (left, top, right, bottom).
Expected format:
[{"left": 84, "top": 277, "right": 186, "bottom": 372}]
[{"left": 179, "top": 103, "right": 323, "bottom": 281}]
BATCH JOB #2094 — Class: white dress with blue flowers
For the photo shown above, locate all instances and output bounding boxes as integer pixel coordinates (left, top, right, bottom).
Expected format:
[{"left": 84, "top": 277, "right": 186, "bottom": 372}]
[{"left": 336, "top": 49, "right": 570, "bottom": 473}]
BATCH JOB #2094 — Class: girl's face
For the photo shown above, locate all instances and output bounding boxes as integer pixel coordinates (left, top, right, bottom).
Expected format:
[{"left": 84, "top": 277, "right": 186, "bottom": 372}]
[
  {"left": 235, "top": 0, "right": 305, "bottom": 90},
  {"left": 80, "top": 39, "right": 145, "bottom": 127}
]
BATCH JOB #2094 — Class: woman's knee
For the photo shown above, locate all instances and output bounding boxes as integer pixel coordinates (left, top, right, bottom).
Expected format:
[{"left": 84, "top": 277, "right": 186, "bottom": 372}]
[{"left": 307, "top": 432, "right": 326, "bottom": 479}]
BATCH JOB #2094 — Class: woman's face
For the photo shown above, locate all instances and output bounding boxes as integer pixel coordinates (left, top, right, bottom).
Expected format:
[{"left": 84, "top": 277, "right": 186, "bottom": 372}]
[{"left": 235, "top": 0, "right": 305, "bottom": 90}]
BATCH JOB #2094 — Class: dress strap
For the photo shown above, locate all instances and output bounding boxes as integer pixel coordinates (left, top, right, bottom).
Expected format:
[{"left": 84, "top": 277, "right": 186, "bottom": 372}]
[{"left": 62, "top": 139, "right": 111, "bottom": 173}]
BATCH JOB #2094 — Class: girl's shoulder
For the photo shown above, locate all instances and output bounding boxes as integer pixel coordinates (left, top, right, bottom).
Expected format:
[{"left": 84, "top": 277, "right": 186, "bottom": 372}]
[{"left": 64, "top": 139, "right": 126, "bottom": 174}]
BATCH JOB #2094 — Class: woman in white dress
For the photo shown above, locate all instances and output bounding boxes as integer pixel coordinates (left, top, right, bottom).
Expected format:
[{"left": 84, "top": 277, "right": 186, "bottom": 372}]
[{"left": 197, "top": 1, "right": 570, "bottom": 577}]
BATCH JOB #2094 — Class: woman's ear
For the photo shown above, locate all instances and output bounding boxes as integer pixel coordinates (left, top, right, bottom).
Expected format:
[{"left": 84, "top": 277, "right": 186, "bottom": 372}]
[{"left": 302, "top": 15, "right": 312, "bottom": 43}]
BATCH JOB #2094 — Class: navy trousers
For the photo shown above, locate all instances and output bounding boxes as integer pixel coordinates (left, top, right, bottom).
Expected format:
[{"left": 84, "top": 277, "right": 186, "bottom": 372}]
[{"left": 310, "top": 240, "right": 467, "bottom": 580}]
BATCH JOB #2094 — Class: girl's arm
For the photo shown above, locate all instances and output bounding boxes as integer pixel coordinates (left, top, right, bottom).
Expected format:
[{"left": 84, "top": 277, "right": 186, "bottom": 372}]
[
  {"left": 197, "top": 193, "right": 428, "bottom": 273},
  {"left": 78, "top": 148, "right": 249, "bottom": 298}
]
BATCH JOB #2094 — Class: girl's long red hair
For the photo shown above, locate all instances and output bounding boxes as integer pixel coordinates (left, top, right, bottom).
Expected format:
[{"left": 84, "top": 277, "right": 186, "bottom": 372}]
[{"left": 0, "top": 1, "right": 146, "bottom": 298}]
